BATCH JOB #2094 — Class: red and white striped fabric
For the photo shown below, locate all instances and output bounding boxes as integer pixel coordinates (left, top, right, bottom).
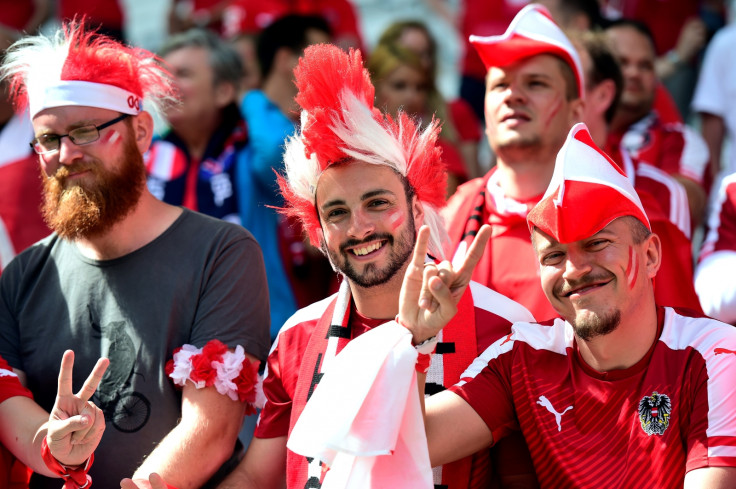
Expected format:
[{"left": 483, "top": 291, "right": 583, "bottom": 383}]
[
  {"left": 469, "top": 4, "right": 584, "bottom": 99},
  {"left": 528, "top": 123, "right": 650, "bottom": 244},
  {"left": 695, "top": 173, "right": 736, "bottom": 323}
]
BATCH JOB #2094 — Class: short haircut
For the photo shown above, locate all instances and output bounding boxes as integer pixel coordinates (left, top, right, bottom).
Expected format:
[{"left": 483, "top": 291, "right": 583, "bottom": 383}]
[
  {"left": 556, "top": 55, "right": 579, "bottom": 101},
  {"left": 605, "top": 18, "right": 657, "bottom": 53},
  {"left": 159, "top": 28, "right": 243, "bottom": 87},
  {"left": 257, "top": 14, "right": 331, "bottom": 78},
  {"left": 624, "top": 215, "right": 651, "bottom": 244},
  {"left": 553, "top": 0, "right": 603, "bottom": 29},
  {"left": 572, "top": 29, "right": 622, "bottom": 123}
]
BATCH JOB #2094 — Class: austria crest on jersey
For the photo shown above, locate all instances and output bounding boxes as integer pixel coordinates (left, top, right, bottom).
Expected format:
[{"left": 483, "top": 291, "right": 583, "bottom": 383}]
[
  {"left": 527, "top": 123, "right": 651, "bottom": 244},
  {"left": 638, "top": 391, "right": 672, "bottom": 436},
  {"left": 469, "top": 4, "right": 585, "bottom": 99}
]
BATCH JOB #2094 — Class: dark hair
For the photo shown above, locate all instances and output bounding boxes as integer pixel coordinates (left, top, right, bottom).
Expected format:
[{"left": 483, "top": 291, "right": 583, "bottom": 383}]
[
  {"left": 257, "top": 14, "right": 331, "bottom": 78},
  {"left": 159, "top": 28, "right": 243, "bottom": 87},
  {"left": 556, "top": 56, "right": 579, "bottom": 101},
  {"left": 573, "top": 30, "right": 622, "bottom": 123},
  {"left": 605, "top": 18, "right": 657, "bottom": 53},
  {"left": 624, "top": 215, "right": 651, "bottom": 244},
  {"left": 554, "top": 0, "right": 603, "bottom": 29}
]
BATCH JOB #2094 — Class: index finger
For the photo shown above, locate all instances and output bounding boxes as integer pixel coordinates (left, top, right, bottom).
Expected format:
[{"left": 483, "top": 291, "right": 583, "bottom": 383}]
[
  {"left": 410, "top": 225, "right": 431, "bottom": 269},
  {"left": 57, "top": 350, "right": 75, "bottom": 398},
  {"left": 75, "top": 357, "right": 110, "bottom": 402},
  {"left": 455, "top": 224, "right": 491, "bottom": 279}
]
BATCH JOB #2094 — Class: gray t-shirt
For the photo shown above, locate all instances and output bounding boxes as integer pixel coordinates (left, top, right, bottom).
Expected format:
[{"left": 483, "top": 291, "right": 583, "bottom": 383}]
[{"left": 0, "top": 208, "right": 270, "bottom": 488}]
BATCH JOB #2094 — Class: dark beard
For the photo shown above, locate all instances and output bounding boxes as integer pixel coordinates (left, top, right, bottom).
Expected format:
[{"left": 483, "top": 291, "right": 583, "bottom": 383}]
[
  {"left": 41, "top": 136, "right": 146, "bottom": 241},
  {"left": 327, "top": 211, "right": 416, "bottom": 288},
  {"left": 572, "top": 309, "right": 621, "bottom": 341}
]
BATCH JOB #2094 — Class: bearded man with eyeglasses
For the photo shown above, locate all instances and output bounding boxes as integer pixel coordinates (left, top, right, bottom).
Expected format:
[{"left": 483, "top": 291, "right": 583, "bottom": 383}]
[{"left": 0, "top": 23, "right": 270, "bottom": 489}]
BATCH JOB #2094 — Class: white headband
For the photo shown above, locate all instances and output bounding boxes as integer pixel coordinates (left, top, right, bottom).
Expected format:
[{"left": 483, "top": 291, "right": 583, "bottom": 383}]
[{"left": 29, "top": 80, "right": 143, "bottom": 118}]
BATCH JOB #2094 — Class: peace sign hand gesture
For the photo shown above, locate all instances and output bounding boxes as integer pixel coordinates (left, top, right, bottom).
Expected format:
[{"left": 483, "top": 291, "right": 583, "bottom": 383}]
[
  {"left": 398, "top": 225, "right": 491, "bottom": 344},
  {"left": 46, "top": 350, "right": 109, "bottom": 467}
]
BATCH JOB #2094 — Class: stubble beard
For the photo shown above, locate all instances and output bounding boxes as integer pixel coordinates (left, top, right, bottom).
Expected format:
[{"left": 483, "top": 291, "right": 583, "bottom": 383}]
[
  {"left": 41, "top": 136, "right": 146, "bottom": 241},
  {"left": 571, "top": 308, "right": 622, "bottom": 342},
  {"left": 326, "top": 211, "right": 416, "bottom": 289}
]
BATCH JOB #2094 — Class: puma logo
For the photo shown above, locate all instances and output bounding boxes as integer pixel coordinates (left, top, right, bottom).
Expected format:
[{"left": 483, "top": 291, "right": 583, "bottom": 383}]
[
  {"left": 500, "top": 333, "right": 513, "bottom": 346},
  {"left": 537, "top": 395, "right": 573, "bottom": 432},
  {"left": 714, "top": 347, "right": 736, "bottom": 356}
]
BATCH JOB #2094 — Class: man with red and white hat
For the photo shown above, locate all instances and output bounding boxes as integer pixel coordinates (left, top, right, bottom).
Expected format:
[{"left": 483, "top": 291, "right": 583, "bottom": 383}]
[
  {"left": 0, "top": 23, "right": 270, "bottom": 488},
  {"left": 215, "top": 43, "right": 535, "bottom": 489},
  {"left": 396, "top": 123, "right": 736, "bottom": 488}
]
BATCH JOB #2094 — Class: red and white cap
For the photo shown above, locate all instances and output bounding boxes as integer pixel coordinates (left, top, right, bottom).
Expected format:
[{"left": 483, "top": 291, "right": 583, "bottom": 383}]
[
  {"left": 1, "top": 22, "right": 176, "bottom": 119},
  {"left": 470, "top": 4, "right": 584, "bottom": 99},
  {"left": 527, "top": 123, "right": 650, "bottom": 243}
]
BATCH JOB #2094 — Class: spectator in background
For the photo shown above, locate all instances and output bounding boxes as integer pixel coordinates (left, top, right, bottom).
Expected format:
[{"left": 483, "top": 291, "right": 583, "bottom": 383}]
[
  {"left": 58, "top": 0, "right": 126, "bottom": 41},
  {"left": 237, "top": 14, "right": 333, "bottom": 339},
  {"left": 229, "top": 32, "right": 261, "bottom": 96},
  {"left": 605, "top": 19, "right": 710, "bottom": 228},
  {"left": 377, "top": 20, "right": 483, "bottom": 180},
  {"left": 691, "top": 21, "right": 736, "bottom": 178},
  {"left": 0, "top": 0, "right": 50, "bottom": 34},
  {"left": 696, "top": 173, "right": 736, "bottom": 324},
  {"left": 146, "top": 28, "right": 244, "bottom": 223},
  {"left": 0, "top": 26, "right": 49, "bottom": 274},
  {"left": 367, "top": 43, "right": 468, "bottom": 196}
]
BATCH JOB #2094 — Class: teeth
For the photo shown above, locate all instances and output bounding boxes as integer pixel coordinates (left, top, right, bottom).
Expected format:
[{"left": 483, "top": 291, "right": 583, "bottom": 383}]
[{"left": 353, "top": 242, "right": 382, "bottom": 256}]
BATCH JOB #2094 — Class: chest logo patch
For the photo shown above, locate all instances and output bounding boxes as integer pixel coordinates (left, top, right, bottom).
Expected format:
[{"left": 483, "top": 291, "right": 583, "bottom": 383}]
[
  {"left": 638, "top": 391, "right": 671, "bottom": 436},
  {"left": 537, "top": 395, "right": 573, "bottom": 432}
]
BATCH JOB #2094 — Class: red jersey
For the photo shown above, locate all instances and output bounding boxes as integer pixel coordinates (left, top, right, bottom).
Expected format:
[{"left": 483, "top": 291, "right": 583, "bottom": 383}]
[
  {"left": 256, "top": 281, "right": 535, "bottom": 488},
  {"left": 606, "top": 111, "right": 711, "bottom": 189},
  {"left": 0, "top": 355, "right": 33, "bottom": 489},
  {"left": 0, "top": 114, "right": 50, "bottom": 274},
  {"left": 695, "top": 172, "right": 736, "bottom": 323},
  {"left": 451, "top": 307, "right": 736, "bottom": 488}
]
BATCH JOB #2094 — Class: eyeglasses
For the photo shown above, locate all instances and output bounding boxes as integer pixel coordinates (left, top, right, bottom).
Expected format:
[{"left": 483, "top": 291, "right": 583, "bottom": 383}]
[{"left": 30, "top": 113, "right": 130, "bottom": 155}]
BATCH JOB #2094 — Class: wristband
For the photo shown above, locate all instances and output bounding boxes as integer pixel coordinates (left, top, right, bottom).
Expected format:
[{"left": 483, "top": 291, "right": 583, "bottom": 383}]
[{"left": 41, "top": 437, "right": 93, "bottom": 488}]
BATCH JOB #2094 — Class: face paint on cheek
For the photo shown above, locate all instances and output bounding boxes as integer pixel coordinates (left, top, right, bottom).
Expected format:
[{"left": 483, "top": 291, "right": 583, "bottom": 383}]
[
  {"left": 100, "top": 129, "right": 121, "bottom": 145},
  {"left": 624, "top": 246, "right": 639, "bottom": 290},
  {"left": 544, "top": 97, "right": 563, "bottom": 127},
  {"left": 387, "top": 208, "right": 405, "bottom": 231}
]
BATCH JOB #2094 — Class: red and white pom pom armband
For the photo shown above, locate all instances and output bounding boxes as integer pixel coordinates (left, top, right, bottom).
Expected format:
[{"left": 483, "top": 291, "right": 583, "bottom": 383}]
[
  {"left": 165, "top": 339, "right": 260, "bottom": 415},
  {"left": 41, "top": 437, "right": 93, "bottom": 488},
  {"left": 395, "top": 315, "right": 438, "bottom": 373}
]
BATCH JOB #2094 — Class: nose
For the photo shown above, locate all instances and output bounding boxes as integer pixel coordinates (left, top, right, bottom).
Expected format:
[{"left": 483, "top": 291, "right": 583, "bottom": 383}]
[
  {"left": 561, "top": 247, "right": 593, "bottom": 282},
  {"left": 347, "top": 209, "right": 375, "bottom": 240},
  {"left": 502, "top": 81, "right": 526, "bottom": 105},
  {"left": 57, "top": 136, "right": 84, "bottom": 166}
]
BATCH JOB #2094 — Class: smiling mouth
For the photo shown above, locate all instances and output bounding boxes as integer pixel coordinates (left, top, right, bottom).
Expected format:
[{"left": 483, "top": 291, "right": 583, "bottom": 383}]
[
  {"left": 564, "top": 280, "right": 612, "bottom": 298},
  {"left": 349, "top": 241, "right": 385, "bottom": 256}
]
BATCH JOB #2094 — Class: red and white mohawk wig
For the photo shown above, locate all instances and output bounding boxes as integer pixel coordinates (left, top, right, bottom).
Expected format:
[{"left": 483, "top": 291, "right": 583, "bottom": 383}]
[
  {"left": 470, "top": 4, "right": 585, "bottom": 100},
  {"left": 278, "top": 44, "right": 449, "bottom": 258},
  {"left": 1, "top": 21, "right": 176, "bottom": 118},
  {"left": 527, "top": 123, "right": 650, "bottom": 243}
]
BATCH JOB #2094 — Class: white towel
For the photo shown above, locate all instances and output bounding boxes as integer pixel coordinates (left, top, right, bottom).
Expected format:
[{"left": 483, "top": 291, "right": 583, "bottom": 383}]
[{"left": 287, "top": 321, "right": 433, "bottom": 489}]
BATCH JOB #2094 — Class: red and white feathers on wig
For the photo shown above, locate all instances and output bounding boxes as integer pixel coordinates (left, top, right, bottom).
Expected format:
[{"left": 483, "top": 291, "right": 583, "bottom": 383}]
[
  {"left": 1, "top": 21, "right": 177, "bottom": 118},
  {"left": 278, "top": 44, "right": 449, "bottom": 258}
]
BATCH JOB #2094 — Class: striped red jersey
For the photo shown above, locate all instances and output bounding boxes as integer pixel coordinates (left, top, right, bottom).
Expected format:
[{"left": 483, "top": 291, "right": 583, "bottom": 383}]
[{"left": 451, "top": 307, "right": 736, "bottom": 488}]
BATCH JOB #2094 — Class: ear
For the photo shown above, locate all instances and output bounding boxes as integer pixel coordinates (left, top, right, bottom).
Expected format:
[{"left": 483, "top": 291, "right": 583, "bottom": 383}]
[
  {"left": 412, "top": 195, "right": 425, "bottom": 228},
  {"left": 131, "top": 111, "right": 154, "bottom": 154},
  {"left": 214, "top": 81, "right": 237, "bottom": 108},
  {"left": 568, "top": 97, "right": 585, "bottom": 125},
  {"left": 589, "top": 79, "right": 616, "bottom": 119},
  {"left": 643, "top": 232, "right": 662, "bottom": 279}
]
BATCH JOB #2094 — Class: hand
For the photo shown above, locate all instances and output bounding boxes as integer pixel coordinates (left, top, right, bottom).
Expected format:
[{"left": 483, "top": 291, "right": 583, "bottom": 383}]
[
  {"left": 121, "top": 473, "right": 170, "bottom": 489},
  {"left": 675, "top": 18, "right": 706, "bottom": 62},
  {"left": 398, "top": 225, "right": 491, "bottom": 344},
  {"left": 47, "top": 350, "right": 109, "bottom": 467}
]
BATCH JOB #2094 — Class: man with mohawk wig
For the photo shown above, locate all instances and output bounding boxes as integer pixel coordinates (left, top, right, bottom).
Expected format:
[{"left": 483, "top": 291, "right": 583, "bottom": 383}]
[
  {"left": 216, "top": 43, "right": 534, "bottom": 489},
  {"left": 0, "top": 23, "right": 270, "bottom": 488}
]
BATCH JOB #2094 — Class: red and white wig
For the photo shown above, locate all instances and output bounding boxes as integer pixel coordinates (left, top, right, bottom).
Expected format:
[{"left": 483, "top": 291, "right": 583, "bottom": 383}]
[
  {"left": 1, "top": 21, "right": 176, "bottom": 118},
  {"left": 278, "top": 44, "right": 450, "bottom": 259}
]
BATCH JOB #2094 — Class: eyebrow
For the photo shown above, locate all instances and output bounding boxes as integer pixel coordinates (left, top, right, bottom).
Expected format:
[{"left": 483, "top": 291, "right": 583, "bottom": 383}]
[
  {"left": 35, "top": 119, "right": 103, "bottom": 136},
  {"left": 320, "top": 189, "right": 395, "bottom": 211}
]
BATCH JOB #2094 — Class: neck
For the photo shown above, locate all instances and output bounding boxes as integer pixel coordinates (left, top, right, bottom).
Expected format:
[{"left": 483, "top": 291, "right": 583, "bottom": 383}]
[
  {"left": 493, "top": 153, "right": 556, "bottom": 201},
  {"left": 74, "top": 191, "right": 182, "bottom": 261},
  {"left": 610, "top": 107, "right": 648, "bottom": 135},
  {"left": 587, "top": 118, "right": 609, "bottom": 148},
  {"left": 262, "top": 75, "right": 299, "bottom": 121},
  {"left": 349, "top": 261, "right": 409, "bottom": 321},
  {"left": 576, "top": 294, "right": 658, "bottom": 372},
  {"left": 172, "top": 112, "right": 221, "bottom": 160}
]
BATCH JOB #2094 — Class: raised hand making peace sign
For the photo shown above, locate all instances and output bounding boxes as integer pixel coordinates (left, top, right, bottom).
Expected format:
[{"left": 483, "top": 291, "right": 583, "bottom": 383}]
[
  {"left": 47, "top": 350, "right": 109, "bottom": 467},
  {"left": 398, "top": 224, "right": 491, "bottom": 344}
]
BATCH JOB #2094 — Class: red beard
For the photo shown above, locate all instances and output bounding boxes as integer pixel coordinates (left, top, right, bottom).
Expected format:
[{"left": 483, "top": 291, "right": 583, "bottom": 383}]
[{"left": 41, "top": 134, "right": 146, "bottom": 240}]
